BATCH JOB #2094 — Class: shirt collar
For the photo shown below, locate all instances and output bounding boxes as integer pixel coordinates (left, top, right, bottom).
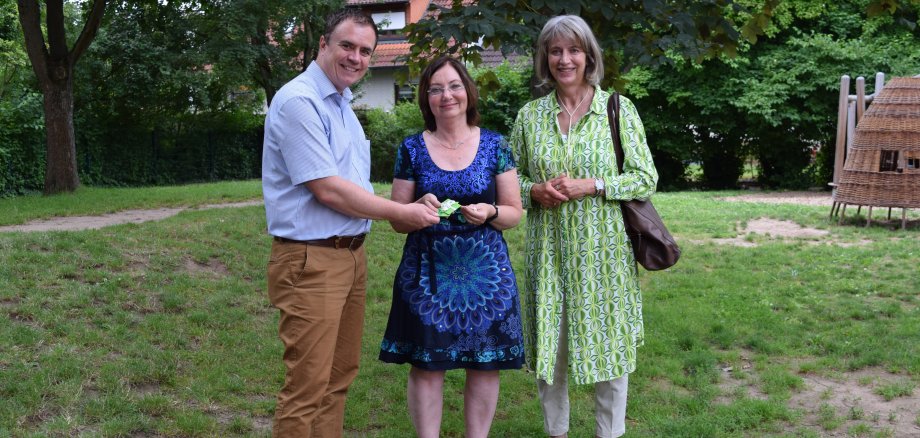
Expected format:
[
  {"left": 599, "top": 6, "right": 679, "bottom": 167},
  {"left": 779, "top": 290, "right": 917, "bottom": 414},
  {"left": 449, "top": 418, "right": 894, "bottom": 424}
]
[
  {"left": 546, "top": 85, "right": 605, "bottom": 115},
  {"left": 586, "top": 85, "right": 606, "bottom": 116},
  {"left": 306, "top": 61, "right": 354, "bottom": 103}
]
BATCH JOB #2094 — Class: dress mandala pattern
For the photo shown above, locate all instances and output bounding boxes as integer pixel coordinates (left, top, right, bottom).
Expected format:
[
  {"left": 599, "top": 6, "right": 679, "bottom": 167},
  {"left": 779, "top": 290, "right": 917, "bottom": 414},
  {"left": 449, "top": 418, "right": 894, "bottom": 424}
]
[{"left": 379, "top": 129, "right": 525, "bottom": 371}]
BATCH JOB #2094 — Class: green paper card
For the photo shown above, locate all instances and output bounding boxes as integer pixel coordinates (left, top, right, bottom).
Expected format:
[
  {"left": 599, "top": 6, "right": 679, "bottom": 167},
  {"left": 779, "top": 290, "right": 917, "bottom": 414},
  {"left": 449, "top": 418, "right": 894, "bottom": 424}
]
[{"left": 438, "top": 199, "right": 460, "bottom": 217}]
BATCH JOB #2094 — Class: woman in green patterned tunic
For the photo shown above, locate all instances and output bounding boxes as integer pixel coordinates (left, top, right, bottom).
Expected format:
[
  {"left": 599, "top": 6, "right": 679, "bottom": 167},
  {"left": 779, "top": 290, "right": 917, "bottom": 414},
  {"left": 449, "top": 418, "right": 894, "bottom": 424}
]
[{"left": 508, "top": 15, "right": 658, "bottom": 438}]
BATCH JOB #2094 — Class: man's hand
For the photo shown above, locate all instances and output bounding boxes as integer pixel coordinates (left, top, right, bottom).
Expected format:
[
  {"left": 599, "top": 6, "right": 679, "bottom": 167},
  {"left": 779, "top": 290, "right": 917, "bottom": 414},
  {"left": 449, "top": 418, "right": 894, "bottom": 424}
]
[
  {"left": 394, "top": 202, "right": 440, "bottom": 231},
  {"left": 416, "top": 193, "right": 442, "bottom": 211}
]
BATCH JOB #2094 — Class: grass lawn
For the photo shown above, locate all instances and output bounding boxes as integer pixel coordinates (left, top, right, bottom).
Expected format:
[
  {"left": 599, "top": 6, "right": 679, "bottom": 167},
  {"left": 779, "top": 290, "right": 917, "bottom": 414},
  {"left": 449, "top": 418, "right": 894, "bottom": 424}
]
[{"left": 1, "top": 181, "right": 919, "bottom": 437}]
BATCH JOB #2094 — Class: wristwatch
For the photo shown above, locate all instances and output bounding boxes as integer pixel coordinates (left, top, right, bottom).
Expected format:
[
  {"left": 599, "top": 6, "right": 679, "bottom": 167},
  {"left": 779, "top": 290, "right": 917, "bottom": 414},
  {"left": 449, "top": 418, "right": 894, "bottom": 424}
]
[{"left": 594, "top": 178, "right": 605, "bottom": 196}]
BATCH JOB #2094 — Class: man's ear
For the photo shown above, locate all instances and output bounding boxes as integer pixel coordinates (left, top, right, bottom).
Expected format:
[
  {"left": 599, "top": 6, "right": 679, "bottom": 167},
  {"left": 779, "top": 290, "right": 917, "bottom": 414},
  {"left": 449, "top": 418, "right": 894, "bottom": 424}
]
[{"left": 318, "top": 35, "right": 327, "bottom": 52}]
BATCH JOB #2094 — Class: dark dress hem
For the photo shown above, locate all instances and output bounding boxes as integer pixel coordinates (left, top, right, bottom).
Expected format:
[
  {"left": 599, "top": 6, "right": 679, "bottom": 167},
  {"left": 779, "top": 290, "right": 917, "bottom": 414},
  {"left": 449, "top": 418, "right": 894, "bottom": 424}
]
[{"left": 378, "top": 352, "right": 524, "bottom": 371}]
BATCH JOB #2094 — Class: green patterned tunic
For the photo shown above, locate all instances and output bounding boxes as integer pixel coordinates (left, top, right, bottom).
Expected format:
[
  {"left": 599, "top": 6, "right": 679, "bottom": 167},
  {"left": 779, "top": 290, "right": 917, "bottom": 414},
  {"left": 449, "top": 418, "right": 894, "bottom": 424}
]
[{"left": 509, "top": 88, "right": 658, "bottom": 385}]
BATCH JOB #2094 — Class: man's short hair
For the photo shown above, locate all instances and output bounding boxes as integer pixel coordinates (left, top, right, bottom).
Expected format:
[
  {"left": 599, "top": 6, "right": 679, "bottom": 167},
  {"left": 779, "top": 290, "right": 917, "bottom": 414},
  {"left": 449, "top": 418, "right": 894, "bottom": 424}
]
[{"left": 324, "top": 9, "right": 379, "bottom": 48}]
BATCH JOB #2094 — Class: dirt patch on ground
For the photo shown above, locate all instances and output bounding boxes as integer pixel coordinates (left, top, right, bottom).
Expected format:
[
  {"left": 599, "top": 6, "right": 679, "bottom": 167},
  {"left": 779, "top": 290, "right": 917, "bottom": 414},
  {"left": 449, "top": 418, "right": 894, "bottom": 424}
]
[
  {"left": 721, "top": 191, "right": 834, "bottom": 207},
  {"left": 743, "top": 218, "right": 829, "bottom": 238},
  {"left": 791, "top": 371, "right": 920, "bottom": 437},
  {"left": 184, "top": 257, "right": 231, "bottom": 277},
  {"left": 700, "top": 217, "right": 854, "bottom": 248},
  {"left": 0, "top": 200, "right": 262, "bottom": 233},
  {"left": 716, "top": 356, "right": 920, "bottom": 434},
  {"left": 719, "top": 364, "right": 920, "bottom": 436}
]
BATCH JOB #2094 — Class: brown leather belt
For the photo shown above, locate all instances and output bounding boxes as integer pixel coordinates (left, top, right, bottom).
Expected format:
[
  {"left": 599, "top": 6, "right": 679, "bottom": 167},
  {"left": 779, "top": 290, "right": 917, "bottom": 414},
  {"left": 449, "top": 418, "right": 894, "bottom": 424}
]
[{"left": 273, "top": 234, "right": 366, "bottom": 250}]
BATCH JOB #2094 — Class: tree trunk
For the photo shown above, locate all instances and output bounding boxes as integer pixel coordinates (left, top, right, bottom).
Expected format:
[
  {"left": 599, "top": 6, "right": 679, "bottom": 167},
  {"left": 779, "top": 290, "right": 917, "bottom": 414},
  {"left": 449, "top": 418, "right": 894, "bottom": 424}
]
[
  {"left": 250, "top": 29, "right": 277, "bottom": 107},
  {"left": 41, "top": 76, "right": 79, "bottom": 194},
  {"left": 17, "top": 0, "right": 105, "bottom": 194}
]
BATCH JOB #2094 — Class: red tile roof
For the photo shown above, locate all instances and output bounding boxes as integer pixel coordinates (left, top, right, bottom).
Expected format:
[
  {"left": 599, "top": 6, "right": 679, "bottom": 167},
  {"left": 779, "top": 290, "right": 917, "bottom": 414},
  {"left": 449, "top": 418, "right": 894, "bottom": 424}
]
[
  {"left": 346, "top": 0, "right": 408, "bottom": 5},
  {"left": 353, "top": 0, "right": 509, "bottom": 69},
  {"left": 370, "top": 42, "right": 519, "bottom": 68},
  {"left": 371, "top": 42, "right": 414, "bottom": 68}
]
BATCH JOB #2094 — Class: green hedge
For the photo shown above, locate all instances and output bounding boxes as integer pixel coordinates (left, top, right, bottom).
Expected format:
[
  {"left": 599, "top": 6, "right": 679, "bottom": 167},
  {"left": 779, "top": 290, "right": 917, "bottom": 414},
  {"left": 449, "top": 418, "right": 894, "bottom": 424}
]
[
  {"left": 75, "top": 111, "right": 263, "bottom": 187},
  {"left": 0, "top": 92, "right": 44, "bottom": 196}
]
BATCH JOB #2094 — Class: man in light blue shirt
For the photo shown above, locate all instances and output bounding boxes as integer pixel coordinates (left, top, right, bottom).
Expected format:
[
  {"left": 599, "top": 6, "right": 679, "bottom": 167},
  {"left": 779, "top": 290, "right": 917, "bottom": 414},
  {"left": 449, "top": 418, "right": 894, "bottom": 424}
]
[{"left": 261, "top": 9, "right": 440, "bottom": 437}]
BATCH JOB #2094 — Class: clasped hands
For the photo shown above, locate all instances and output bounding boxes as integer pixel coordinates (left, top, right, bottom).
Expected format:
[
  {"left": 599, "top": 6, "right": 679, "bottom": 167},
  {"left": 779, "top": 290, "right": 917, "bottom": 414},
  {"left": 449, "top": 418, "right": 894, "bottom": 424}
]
[{"left": 532, "top": 174, "right": 595, "bottom": 208}]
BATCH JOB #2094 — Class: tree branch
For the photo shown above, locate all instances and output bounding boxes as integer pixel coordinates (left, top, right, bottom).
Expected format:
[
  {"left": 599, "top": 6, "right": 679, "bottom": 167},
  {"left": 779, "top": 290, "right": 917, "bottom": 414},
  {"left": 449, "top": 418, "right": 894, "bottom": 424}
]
[
  {"left": 71, "top": 0, "right": 107, "bottom": 65},
  {"left": 16, "top": 0, "right": 50, "bottom": 85},
  {"left": 46, "top": 0, "right": 68, "bottom": 60}
]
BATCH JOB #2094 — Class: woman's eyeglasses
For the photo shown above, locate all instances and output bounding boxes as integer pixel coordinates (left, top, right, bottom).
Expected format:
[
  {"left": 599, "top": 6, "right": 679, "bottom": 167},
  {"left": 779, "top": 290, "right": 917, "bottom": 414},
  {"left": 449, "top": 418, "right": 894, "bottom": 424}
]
[{"left": 427, "top": 83, "right": 465, "bottom": 97}]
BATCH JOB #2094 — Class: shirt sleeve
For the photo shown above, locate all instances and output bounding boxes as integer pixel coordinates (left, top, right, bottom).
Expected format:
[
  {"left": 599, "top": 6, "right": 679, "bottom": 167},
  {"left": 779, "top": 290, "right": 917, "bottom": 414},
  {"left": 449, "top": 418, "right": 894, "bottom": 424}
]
[
  {"left": 603, "top": 96, "right": 658, "bottom": 201},
  {"left": 393, "top": 136, "right": 415, "bottom": 181},
  {"left": 495, "top": 134, "right": 517, "bottom": 175},
  {"left": 509, "top": 107, "right": 536, "bottom": 209},
  {"left": 276, "top": 94, "right": 338, "bottom": 186}
]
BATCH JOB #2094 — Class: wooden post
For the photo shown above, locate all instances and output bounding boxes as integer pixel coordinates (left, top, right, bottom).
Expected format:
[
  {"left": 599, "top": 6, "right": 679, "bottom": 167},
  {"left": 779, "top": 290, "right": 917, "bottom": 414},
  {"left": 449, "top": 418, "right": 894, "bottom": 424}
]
[
  {"left": 874, "top": 72, "right": 886, "bottom": 97},
  {"left": 832, "top": 75, "right": 850, "bottom": 186},
  {"left": 847, "top": 101, "right": 857, "bottom": 151},
  {"left": 856, "top": 76, "right": 866, "bottom": 123}
]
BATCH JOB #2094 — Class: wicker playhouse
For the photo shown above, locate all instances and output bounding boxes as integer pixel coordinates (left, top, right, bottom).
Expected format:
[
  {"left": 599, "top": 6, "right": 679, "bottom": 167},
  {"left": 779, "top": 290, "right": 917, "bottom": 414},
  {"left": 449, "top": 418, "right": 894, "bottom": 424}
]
[{"left": 830, "top": 75, "right": 920, "bottom": 229}]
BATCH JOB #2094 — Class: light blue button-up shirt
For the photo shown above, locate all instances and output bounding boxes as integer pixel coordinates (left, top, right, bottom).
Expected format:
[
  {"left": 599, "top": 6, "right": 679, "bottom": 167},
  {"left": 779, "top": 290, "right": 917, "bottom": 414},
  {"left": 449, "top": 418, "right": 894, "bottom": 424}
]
[{"left": 262, "top": 61, "right": 373, "bottom": 240}]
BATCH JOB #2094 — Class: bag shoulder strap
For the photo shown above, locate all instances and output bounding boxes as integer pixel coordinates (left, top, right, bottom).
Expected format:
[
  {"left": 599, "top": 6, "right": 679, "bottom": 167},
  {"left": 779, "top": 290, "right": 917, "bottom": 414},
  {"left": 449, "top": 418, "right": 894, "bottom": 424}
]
[{"left": 607, "top": 92, "right": 624, "bottom": 174}]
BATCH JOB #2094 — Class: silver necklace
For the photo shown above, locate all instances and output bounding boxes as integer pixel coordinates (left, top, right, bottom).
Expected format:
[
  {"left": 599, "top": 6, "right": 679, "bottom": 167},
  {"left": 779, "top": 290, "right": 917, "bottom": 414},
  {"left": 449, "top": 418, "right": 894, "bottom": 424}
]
[
  {"left": 557, "top": 89, "right": 590, "bottom": 137},
  {"left": 429, "top": 128, "right": 473, "bottom": 150}
]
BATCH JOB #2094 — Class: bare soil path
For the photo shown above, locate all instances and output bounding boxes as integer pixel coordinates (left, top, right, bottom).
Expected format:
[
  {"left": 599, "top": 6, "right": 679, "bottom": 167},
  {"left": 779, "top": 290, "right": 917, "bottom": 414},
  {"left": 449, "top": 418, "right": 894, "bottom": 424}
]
[{"left": 0, "top": 200, "right": 263, "bottom": 233}]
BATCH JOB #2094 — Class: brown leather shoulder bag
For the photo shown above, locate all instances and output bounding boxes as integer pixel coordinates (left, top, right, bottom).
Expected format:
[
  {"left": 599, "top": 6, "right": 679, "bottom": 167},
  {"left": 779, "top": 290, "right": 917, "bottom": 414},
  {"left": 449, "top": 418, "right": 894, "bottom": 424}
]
[{"left": 607, "top": 93, "right": 681, "bottom": 270}]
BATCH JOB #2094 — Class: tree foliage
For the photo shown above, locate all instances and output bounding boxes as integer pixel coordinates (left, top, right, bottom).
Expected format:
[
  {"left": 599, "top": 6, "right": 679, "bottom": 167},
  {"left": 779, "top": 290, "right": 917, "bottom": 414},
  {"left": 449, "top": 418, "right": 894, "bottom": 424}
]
[
  {"left": 405, "top": 0, "right": 780, "bottom": 85},
  {"left": 192, "top": 0, "right": 342, "bottom": 105},
  {"left": 629, "top": 0, "right": 920, "bottom": 189},
  {"left": 471, "top": 61, "right": 533, "bottom": 136},
  {"left": 70, "top": 0, "right": 268, "bottom": 186}
]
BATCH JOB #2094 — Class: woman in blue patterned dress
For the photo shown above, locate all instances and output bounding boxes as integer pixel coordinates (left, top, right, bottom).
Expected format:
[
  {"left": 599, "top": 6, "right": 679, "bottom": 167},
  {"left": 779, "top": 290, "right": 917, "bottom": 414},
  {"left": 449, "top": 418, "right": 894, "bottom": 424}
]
[{"left": 378, "top": 56, "right": 524, "bottom": 438}]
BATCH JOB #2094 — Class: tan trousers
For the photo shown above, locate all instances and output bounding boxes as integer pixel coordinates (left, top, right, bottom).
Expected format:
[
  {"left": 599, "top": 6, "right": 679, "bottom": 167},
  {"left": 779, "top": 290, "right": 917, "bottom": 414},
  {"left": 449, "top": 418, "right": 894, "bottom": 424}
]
[
  {"left": 536, "top": 308, "right": 629, "bottom": 438},
  {"left": 267, "top": 240, "right": 367, "bottom": 437}
]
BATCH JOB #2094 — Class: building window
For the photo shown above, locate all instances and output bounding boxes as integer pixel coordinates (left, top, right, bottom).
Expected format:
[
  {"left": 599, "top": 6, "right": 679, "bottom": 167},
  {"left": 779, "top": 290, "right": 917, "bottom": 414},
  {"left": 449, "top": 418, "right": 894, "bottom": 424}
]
[
  {"left": 907, "top": 156, "right": 920, "bottom": 170},
  {"left": 879, "top": 150, "right": 899, "bottom": 172},
  {"left": 372, "top": 11, "right": 406, "bottom": 31},
  {"left": 395, "top": 83, "right": 415, "bottom": 103}
]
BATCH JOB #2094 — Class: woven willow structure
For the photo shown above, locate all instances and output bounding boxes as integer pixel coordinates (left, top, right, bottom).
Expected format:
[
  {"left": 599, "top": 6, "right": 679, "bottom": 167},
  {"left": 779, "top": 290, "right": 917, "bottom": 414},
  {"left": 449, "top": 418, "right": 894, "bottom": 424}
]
[{"left": 835, "top": 77, "right": 920, "bottom": 226}]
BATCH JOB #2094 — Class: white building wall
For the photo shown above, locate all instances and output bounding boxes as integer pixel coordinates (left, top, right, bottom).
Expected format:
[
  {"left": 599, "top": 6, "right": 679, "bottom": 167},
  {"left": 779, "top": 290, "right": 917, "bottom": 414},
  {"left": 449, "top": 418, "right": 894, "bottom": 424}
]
[{"left": 353, "top": 68, "right": 397, "bottom": 110}]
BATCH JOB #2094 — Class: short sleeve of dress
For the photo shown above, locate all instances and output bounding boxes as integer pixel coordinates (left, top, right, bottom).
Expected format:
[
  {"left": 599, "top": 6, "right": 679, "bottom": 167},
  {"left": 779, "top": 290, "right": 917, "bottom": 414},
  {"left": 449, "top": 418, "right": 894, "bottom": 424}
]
[
  {"left": 494, "top": 135, "right": 517, "bottom": 175},
  {"left": 392, "top": 136, "right": 415, "bottom": 181}
]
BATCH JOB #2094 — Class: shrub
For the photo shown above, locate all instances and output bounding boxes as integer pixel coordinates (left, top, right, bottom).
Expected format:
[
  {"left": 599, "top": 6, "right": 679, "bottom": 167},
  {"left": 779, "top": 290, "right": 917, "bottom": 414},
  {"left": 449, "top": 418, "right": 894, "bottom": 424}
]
[
  {"left": 471, "top": 61, "right": 533, "bottom": 136},
  {"left": 0, "top": 91, "right": 45, "bottom": 196},
  {"left": 361, "top": 101, "right": 424, "bottom": 182}
]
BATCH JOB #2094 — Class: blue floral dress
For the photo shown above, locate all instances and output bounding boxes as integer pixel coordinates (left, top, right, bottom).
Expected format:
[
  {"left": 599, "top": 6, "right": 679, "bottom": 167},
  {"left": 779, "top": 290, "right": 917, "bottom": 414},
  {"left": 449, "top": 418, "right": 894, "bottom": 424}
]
[{"left": 378, "top": 128, "right": 525, "bottom": 371}]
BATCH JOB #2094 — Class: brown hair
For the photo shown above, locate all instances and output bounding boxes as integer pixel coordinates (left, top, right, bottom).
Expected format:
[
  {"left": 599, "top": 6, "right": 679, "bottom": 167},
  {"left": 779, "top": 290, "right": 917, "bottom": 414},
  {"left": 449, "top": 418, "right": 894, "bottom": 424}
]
[
  {"left": 324, "top": 8, "right": 379, "bottom": 48},
  {"left": 417, "top": 57, "right": 480, "bottom": 132}
]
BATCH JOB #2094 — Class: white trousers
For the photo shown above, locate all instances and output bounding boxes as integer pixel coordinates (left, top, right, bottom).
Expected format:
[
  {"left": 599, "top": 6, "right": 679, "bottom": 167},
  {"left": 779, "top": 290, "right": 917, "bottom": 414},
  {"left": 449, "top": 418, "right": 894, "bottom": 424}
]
[{"left": 536, "top": 308, "right": 629, "bottom": 438}]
